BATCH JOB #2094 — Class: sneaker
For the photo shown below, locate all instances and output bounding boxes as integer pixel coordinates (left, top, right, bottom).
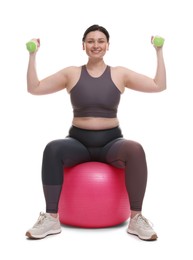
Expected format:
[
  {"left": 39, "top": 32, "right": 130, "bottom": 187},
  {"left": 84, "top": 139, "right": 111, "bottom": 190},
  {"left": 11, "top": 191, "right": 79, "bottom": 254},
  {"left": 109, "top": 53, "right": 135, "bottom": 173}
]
[
  {"left": 26, "top": 212, "right": 61, "bottom": 239},
  {"left": 127, "top": 214, "right": 158, "bottom": 241}
]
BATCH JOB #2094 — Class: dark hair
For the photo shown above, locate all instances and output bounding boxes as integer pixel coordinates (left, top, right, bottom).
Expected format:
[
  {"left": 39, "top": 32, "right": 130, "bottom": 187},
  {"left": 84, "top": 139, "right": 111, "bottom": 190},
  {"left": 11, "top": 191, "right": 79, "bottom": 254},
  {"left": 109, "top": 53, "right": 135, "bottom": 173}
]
[{"left": 82, "top": 24, "right": 110, "bottom": 42}]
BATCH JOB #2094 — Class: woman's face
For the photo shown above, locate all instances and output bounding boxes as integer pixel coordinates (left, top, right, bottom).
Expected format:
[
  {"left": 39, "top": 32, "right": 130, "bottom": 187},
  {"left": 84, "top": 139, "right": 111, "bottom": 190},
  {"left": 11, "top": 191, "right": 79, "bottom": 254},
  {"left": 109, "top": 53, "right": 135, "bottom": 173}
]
[{"left": 83, "top": 30, "right": 109, "bottom": 59}]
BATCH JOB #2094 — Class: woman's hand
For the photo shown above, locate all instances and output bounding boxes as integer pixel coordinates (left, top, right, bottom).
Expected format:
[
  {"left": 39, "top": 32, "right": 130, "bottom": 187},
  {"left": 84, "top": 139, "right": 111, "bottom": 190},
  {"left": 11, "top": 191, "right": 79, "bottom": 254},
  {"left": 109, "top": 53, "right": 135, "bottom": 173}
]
[
  {"left": 26, "top": 38, "right": 40, "bottom": 54},
  {"left": 151, "top": 36, "right": 165, "bottom": 50}
]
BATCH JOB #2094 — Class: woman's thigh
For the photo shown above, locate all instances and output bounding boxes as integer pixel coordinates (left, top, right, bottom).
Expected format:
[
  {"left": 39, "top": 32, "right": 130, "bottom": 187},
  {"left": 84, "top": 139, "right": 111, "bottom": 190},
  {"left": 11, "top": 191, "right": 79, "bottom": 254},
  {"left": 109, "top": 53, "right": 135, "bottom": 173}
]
[{"left": 42, "top": 137, "right": 91, "bottom": 184}]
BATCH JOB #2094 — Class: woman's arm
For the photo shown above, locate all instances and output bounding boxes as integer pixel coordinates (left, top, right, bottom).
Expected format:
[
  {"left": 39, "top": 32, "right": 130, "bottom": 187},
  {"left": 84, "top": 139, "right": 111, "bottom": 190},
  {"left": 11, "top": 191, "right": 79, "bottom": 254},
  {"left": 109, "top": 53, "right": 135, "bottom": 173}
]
[
  {"left": 27, "top": 40, "right": 67, "bottom": 95},
  {"left": 123, "top": 41, "right": 166, "bottom": 93},
  {"left": 153, "top": 48, "right": 166, "bottom": 91}
]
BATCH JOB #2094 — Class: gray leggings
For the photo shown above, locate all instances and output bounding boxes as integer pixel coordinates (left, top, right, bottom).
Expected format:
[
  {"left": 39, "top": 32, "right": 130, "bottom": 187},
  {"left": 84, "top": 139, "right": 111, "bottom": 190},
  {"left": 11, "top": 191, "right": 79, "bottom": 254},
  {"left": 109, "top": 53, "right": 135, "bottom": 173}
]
[{"left": 42, "top": 126, "right": 147, "bottom": 213}]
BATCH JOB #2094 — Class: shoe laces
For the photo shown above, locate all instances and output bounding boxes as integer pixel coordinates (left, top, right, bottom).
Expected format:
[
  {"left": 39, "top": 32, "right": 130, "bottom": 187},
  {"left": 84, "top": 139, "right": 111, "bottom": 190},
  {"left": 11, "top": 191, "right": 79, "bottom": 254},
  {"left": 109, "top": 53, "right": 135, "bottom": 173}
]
[
  {"left": 34, "top": 212, "right": 47, "bottom": 227},
  {"left": 137, "top": 214, "right": 154, "bottom": 228}
]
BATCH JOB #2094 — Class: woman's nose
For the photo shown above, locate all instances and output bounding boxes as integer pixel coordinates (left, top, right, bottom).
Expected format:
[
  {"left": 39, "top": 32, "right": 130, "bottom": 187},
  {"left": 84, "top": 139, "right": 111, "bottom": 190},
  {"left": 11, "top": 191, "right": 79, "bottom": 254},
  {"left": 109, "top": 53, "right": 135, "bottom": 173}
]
[{"left": 93, "top": 41, "right": 99, "bottom": 48}]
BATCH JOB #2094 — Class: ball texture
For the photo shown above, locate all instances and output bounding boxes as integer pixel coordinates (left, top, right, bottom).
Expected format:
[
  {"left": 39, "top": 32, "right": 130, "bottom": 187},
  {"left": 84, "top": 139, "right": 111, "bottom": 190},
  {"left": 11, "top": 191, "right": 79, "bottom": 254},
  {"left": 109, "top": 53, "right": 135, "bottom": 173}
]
[{"left": 58, "top": 162, "right": 130, "bottom": 228}]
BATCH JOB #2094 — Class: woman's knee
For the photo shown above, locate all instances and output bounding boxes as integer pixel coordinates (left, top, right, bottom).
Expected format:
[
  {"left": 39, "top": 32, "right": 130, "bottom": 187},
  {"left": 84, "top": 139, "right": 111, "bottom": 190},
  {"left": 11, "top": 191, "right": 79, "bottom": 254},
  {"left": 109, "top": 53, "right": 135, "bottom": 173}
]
[
  {"left": 105, "top": 139, "right": 146, "bottom": 167},
  {"left": 125, "top": 140, "right": 145, "bottom": 156},
  {"left": 43, "top": 140, "right": 64, "bottom": 161},
  {"left": 125, "top": 141, "right": 146, "bottom": 164},
  {"left": 113, "top": 139, "right": 146, "bottom": 161}
]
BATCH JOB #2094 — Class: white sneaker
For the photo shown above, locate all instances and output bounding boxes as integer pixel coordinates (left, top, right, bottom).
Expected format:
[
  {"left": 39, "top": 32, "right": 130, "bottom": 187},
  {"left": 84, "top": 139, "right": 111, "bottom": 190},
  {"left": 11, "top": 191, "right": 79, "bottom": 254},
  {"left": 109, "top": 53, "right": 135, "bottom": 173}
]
[
  {"left": 127, "top": 214, "right": 158, "bottom": 241},
  {"left": 26, "top": 212, "right": 61, "bottom": 239}
]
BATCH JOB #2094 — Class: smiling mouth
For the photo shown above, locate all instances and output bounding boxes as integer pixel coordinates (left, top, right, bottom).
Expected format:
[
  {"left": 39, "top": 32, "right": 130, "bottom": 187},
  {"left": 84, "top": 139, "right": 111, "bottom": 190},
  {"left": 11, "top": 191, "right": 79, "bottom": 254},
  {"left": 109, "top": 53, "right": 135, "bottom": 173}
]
[{"left": 91, "top": 50, "right": 101, "bottom": 54}]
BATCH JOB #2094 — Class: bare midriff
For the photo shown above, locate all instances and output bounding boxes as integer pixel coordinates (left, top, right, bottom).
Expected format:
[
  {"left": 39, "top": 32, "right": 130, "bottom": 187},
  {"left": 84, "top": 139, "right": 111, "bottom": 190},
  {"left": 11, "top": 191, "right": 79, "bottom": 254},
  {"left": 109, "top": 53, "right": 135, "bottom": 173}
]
[{"left": 72, "top": 117, "right": 119, "bottom": 130}]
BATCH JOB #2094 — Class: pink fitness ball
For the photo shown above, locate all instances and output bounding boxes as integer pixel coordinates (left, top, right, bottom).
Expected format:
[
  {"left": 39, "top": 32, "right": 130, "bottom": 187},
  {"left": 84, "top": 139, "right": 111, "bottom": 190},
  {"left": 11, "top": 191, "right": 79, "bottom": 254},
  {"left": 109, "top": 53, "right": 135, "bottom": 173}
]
[{"left": 58, "top": 162, "right": 130, "bottom": 228}]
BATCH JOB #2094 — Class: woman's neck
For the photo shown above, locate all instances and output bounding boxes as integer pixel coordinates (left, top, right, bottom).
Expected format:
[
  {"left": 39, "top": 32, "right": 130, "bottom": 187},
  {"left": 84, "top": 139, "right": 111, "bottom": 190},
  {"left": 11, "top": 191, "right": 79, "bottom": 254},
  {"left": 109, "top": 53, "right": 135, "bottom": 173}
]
[
  {"left": 86, "top": 59, "right": 106, "bottom": 70},
  {"left": 86, "top": 59, "right": 107, "bottom": 77}
]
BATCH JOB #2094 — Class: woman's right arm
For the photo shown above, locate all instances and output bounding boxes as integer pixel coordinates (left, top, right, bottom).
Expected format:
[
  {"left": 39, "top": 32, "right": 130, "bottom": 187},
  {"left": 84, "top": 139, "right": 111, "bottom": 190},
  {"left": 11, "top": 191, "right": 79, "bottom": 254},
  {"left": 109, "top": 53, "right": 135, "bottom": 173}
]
[{"left": 27, "top": 47, "right": 67, "bottom": 95}]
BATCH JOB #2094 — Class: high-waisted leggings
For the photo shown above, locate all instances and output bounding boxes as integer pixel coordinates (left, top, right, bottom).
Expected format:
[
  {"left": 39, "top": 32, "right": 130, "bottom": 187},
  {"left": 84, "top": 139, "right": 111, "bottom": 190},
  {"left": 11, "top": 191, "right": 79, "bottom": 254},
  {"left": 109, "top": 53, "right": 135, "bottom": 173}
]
[{"left": 42, "top": 126, "right": 147, "bottom": 213}]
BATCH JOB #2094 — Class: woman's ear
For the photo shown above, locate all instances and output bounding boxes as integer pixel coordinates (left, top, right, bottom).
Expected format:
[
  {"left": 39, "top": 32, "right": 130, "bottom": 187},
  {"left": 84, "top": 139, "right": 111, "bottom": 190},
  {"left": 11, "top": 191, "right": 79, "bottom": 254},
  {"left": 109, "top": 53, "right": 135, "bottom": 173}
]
[
  {"left": 107, "top": 42, "right": 110, "bottom": 51},
  {"left": 82, "top": 42, "right": 85, "bottom": 50}
]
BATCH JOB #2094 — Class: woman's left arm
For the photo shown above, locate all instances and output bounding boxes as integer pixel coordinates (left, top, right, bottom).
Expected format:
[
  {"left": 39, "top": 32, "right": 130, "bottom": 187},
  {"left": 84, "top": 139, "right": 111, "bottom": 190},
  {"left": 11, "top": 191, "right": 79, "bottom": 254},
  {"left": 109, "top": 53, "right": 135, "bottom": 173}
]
[
  {"left": 123, "top": 44, "right": 166, "bottom": 93},
  {"left": 153, "top": 47, "right": 166, "bottom": 91}
]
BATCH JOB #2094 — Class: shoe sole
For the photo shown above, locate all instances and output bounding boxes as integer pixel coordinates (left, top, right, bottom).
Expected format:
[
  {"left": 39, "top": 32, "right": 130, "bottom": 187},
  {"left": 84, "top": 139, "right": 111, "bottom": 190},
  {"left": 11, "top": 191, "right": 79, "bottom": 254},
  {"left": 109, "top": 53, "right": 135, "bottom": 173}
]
[
  {"left": 127, "top": 230, "right": 158, "bottom": 241},
  {"left": 26, "top": 229, "right": 61, "bottom": 239}
]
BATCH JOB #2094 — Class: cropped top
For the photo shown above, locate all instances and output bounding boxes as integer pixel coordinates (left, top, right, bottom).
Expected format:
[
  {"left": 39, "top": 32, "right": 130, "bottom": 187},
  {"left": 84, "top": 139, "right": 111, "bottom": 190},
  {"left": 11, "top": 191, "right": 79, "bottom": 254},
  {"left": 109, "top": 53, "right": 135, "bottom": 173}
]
[{"left": 70, "top": 65, "right": 121, "bottom": 118}]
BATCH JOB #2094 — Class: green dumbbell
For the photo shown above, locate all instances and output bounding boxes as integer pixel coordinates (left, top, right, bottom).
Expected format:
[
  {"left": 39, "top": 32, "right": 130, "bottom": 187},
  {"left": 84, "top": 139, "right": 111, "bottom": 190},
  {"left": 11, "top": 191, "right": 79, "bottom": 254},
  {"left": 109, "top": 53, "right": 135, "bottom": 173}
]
[
  {"left": 152, "top": 36, "right": 165, "bottom": 47},
  {"left": 26, "top": 39, "right": 39, "bottom": 52}
]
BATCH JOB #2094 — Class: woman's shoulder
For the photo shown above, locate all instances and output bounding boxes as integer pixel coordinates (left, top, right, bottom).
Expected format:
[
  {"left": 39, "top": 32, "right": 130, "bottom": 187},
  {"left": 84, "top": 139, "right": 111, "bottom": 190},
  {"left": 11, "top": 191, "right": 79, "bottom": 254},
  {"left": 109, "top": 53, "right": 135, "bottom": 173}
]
[
  {"left": 63, "top": 66, "right": 83, "bottom": 92},
  {"left": 110, "top": 65, "right": 129, "bottom": 72},
  {"left": 109, "top": 66, "right": 128, "bottom": 93},
  {"left": 110, "top": 65, "right": 131, "bottom": 77},
  {"left": 62, "top": 65, "right": 82, "bottom": 74}
]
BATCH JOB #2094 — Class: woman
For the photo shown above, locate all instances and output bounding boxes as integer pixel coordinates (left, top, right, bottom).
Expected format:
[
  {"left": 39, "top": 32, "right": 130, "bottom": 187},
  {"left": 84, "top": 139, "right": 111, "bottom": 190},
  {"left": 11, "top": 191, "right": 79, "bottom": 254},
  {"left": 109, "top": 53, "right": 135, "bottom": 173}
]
[{"left": 26, "top": 24, "right": 166, "bottom": 241}]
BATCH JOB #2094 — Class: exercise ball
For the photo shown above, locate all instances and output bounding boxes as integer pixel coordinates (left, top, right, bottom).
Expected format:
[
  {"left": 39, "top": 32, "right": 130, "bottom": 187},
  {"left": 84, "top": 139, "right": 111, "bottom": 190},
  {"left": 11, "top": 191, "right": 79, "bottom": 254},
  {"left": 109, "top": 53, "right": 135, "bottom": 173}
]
[{"left": 58, "top": 162, "right": 130, "bottom": 228}]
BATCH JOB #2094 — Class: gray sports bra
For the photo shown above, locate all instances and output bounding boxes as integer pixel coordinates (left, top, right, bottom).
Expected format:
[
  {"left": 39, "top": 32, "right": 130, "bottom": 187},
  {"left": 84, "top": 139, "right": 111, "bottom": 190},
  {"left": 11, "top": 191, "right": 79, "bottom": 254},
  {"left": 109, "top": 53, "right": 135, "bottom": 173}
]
[{"left": 70, "top": 65, "right": 121, "bottom": 118}]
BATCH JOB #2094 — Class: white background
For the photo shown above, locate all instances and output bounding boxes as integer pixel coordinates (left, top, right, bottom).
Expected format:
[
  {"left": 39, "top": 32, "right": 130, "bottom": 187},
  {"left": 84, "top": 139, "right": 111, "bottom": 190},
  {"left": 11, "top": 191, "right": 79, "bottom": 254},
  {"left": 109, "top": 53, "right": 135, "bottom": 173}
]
[{"left": 0, "top": 0, "right": 192, "bottom": 259}]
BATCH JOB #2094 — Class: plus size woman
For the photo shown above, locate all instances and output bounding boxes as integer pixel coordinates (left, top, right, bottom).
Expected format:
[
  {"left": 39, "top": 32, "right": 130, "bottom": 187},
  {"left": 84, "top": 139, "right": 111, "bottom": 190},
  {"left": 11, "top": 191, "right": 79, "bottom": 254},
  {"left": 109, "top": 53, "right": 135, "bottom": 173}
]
[{"left": 26, "top": 24, "right": 166, "bottom": 241}]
